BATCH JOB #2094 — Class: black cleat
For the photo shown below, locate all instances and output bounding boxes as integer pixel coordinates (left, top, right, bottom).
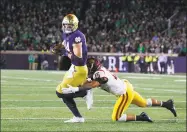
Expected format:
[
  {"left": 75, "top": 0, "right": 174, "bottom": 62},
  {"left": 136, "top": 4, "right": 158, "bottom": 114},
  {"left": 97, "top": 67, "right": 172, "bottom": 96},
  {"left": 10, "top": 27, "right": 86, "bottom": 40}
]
[
  {"left": 139, "top": 112, "right": 153, "bottom": 122},
  {"left": 164, "top": 99, "right": 177, "bottom": 117}
]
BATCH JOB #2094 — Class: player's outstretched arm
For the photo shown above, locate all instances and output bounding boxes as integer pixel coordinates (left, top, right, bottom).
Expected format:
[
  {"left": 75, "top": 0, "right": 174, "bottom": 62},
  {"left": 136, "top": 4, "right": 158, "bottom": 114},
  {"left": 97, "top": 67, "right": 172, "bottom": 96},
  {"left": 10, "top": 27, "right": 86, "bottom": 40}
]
[
  {"left": 62, "top": 80, "right": 100, "bottom": 94},
  {"left": 80, "top": 80, "right": 100, "bottom": 90}
]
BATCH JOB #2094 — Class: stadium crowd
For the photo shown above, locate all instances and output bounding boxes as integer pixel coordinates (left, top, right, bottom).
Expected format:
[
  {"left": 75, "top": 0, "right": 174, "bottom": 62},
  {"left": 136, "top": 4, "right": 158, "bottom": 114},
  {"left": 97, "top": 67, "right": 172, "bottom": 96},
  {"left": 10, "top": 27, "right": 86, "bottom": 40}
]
[{"left": 0, "top": 0, "right": 186, "bottom": 55}]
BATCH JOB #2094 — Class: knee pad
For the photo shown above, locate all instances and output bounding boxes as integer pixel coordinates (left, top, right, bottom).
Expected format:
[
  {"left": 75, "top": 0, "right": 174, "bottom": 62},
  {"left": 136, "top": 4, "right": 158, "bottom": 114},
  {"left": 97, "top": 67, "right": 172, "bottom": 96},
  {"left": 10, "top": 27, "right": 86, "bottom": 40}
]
[
  {"left": 118, "top": 114, "right": 127, "bottom": 122},
  {"left": 146, "top": 98, "right": 152, "bottom": 107}
]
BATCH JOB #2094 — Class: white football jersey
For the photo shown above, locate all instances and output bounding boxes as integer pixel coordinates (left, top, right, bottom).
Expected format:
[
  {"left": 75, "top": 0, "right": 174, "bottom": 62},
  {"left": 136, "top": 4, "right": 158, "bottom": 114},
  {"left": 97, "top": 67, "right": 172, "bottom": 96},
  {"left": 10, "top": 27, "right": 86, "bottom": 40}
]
[{"left": 93, "top": 67, "right": 126, "bottom": 96}]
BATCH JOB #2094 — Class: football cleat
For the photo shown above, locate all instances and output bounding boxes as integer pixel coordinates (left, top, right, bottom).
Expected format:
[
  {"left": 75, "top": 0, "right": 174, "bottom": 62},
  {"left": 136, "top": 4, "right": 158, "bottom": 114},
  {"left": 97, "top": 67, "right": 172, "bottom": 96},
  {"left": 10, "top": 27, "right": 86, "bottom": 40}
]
[
  {"left": 139, "top": 112, "right": 153, "bottom": 122},
  {"left": 64, "top": 116, "right": 85, "bottom": 123},
  {"left": 83, "top": 89, "right": 93, "bottom": 110},
  {"left": 164, "top": 99, "right": 177, "bottom": 117}
]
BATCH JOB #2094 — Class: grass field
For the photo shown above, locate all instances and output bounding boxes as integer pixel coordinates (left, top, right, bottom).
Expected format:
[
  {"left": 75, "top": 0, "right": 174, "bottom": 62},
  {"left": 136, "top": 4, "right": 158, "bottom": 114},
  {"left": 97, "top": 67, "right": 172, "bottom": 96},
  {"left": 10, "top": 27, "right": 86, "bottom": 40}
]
[{"left": 1, "top": 70, "right": 186, "bottom": 132}]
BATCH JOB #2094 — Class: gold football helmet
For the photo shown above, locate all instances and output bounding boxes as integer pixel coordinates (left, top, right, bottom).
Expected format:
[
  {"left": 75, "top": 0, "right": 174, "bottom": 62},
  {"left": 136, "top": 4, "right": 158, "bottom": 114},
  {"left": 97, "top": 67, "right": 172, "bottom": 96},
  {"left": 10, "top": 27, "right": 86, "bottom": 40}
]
[{"left": 62, "top": 14, "right": 79, "bottom": 34}]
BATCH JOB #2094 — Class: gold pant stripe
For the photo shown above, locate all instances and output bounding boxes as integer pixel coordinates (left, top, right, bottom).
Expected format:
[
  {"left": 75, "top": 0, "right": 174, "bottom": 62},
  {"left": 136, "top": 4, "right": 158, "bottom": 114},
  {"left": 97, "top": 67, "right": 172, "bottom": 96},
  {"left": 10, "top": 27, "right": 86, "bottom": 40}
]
[
  {"left": 115, "top": 95, "right": 125, "bottom": 121},
  {"left": 119, "top": 93, "right": 128, "bottom": 119},
  {"left": 115, "top": 94, "right": 127, "bottom": 120},
  {"left": 117, "top": 93, "right": 128, "bottom": 120}
]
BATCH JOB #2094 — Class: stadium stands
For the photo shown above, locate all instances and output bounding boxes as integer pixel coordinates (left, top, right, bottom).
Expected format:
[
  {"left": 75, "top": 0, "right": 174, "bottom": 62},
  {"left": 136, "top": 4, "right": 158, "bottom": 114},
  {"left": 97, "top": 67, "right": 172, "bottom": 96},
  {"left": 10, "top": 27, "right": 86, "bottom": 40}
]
[{"left": 0, "top": 0, "right": 186, "bottom": 55}]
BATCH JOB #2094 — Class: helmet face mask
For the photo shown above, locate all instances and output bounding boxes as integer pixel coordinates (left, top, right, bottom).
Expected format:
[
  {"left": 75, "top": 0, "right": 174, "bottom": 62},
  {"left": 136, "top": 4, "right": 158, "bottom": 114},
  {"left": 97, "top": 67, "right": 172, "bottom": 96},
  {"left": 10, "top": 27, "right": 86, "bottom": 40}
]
[
  {"left": 62, "top": 14, "right": 79, "bottom": 34},
  {"left": 87, "top": 58, "right": 101, "bottom": 74},
  {"left": 62, "top": 23, "right": 74, "bottom": 34}
]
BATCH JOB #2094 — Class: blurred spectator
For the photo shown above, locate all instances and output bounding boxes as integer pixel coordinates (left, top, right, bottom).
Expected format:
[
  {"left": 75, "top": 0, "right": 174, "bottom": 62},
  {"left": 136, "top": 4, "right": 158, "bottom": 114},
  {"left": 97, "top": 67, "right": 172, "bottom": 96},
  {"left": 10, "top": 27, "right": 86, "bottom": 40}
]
[
  {"left": 28, "top": 54, "right": 35, "bottom": 70},
  {"left": 138, "top": 55, "right": 146, "bottom": 73},
  {"left": 41, "top": 58, "right": 49, "bottom": 70},
  {"left": 33, "top": 54, "right": 38, "bottom": 70},
  {"left": 158, "top": 52, "right": 168, "bottom": 74},
  {"left": 0, "top": 0, "right": 186, "bottom": 53}
]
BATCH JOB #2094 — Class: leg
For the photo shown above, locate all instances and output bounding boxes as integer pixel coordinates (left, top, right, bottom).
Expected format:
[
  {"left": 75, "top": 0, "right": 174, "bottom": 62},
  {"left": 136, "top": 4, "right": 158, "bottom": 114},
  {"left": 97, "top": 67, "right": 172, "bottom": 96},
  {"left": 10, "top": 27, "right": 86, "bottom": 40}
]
[
  {"left": 56, "top": 90, "right": 87, "bottom": 118},
  {"left": 112, "top": 80, "right": 135, "bottom": 121},
  {"left": 62, "top": 97, "right": 82, "bottom": 117},
  {"left": 112, "top": 80, "right": 152, "bottom": 122},
  {"left": 132, "top": 91, "right": 177, "bottom": 117},
  {"left": 56, "top": 65, "right": 92, "bottom": 122}
]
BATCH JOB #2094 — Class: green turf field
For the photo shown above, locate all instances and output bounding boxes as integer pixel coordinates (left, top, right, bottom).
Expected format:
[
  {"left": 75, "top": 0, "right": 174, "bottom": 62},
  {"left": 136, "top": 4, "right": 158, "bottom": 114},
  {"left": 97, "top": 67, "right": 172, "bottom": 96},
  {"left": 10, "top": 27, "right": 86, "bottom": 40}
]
[{"left": 1, "top": 70, "right": 186, "bottom": 131}]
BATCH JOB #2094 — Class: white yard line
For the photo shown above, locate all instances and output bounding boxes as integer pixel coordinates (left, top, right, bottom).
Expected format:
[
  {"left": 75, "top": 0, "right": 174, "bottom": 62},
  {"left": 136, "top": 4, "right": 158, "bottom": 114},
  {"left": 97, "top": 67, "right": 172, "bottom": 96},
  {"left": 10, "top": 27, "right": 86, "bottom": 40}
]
[
  {"left": 48, "top": 71, "right": 186, "bottom": 78},
  {"left": 2, "top": 84, "right": 184, "bottom": 88},
  {"left": 1, "top": 117, "right": 185, "bottom": 121},
  {"left": 1, "top": 69, "right": 186, "bottom": 78},
  {"left": 116, "top": 72, "right": 186, "bottom": 78},
  {"left": 1, "top": 85, "right": 186, "bottom": 93},
  {"left": 1, "top": 100, "right": 186, "bottom": 103},
  {"left": 2, "top": 90, "right": 185, "bottom": 94},
  {"left": 1, "top": 107, "right": 185, "bottom": 110},
  {"left": 174, "top": 80, "right": 186, "bottom": 82},
  {"left": 124, "top": 77, "right": 161, "bottom": 79},
  {"left": 1, "top": 94, "right": 185, "bottom": 97},
  {"left": 2, "top": 76, "right": 60, "bottom": 82}
]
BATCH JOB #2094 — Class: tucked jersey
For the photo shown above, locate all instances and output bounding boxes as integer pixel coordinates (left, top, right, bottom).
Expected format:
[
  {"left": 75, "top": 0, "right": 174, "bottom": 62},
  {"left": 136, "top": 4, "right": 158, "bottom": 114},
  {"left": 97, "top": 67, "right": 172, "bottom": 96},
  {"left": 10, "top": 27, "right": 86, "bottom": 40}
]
[
  {"left": 93, "top": 67, "right": 127, "bottom": 96},
  {"left": 62, "top": 30, "right": 87, "bottom": 66}
]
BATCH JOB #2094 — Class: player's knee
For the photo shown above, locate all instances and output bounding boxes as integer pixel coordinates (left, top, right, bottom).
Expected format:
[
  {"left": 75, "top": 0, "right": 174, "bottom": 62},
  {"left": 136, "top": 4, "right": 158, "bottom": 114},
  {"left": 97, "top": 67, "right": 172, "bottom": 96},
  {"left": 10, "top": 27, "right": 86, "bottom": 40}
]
[
  {"left": 146, "top": 98, "right": 152, "bottom": 107},
  {"left": 111, "top": 115, "right": 117, "bottom": 121},
  {"left": 56, "top": 91, "right": 62, "bottom": 98}
]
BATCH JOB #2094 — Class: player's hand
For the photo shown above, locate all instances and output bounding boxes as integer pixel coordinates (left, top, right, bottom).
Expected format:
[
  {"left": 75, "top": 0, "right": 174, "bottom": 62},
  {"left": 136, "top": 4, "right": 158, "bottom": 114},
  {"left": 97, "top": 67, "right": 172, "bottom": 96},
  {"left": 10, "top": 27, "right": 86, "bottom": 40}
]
[
  {"left": 50, "top": 43, "right": 65, "bottom": 55},
  {"left": 87, "top": 78, "right": 92, "bottom": 82},
  {"left": 62, "top": 85, "right": 79, "bottom": 94}
]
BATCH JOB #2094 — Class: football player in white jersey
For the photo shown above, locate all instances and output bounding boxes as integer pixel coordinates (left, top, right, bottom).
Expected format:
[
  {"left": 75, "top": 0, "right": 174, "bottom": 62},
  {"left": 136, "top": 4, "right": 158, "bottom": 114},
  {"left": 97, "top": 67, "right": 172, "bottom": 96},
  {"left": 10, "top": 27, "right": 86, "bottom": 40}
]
[{"left": 62, "top": 58, "right": 177, "bottom": 122}]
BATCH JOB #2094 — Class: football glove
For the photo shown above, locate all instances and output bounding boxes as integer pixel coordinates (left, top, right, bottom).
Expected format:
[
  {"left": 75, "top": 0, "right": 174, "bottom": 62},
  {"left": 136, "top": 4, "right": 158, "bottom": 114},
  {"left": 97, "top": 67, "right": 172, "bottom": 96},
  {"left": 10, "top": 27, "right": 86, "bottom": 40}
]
[
  {"left": 50, "top": 43, "right": 66, "bottom": 55},
  {"left": 62, "top": 84, "right": 79, "bottom": 94}
]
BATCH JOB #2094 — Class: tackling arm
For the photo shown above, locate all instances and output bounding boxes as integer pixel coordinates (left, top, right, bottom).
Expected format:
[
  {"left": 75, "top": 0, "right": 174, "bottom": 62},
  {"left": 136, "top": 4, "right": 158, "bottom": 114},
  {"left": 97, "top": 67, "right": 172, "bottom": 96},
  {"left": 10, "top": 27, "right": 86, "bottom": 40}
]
[
  {"left": 79, "top": 80, "right": 100, "bottom": 91},
  {"left": 62, "top": 80, "right": 100, "bottom": 94}
]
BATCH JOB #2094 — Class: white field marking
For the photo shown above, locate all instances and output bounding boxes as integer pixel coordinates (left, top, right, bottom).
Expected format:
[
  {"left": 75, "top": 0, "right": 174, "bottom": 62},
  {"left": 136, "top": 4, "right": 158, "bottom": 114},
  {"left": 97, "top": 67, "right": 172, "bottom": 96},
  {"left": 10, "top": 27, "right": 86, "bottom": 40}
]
[
  {"left": 1, "top": 107, "right": 185, "bottom": 110},
  {"left": 1, "top": 69, "right": 186, "bottom": 78},
  {"left": 2, "top": 83, "right": 184, "bottom": 88},
  {"left": 1, "top": 76, "right": 185, "bottom": 90},
  {"left": 116, "top": 72, "right": 186, "bottom": 78},
  {"left": 2, "top": 89, "right": 185, "bottom": 94},
  {"left": 3, "top": 85, "right": 186, "bottom": 93},
  {"left": 1, "top": 118, "right": 186, "bottom": 121},
  {"left": 136, "top": 87, "right": 186, "bottom": 93},
  {"left": 174, "top": 80, "right": 186, "bottom": 82},
  {"left": 48, "top": 71, "right": 186, "bottom": 78},
  {"left": 124, "top": 77, "right": 161, "bottom": 79},
  {"left": 1, "top": 94, "right": 185, "bottom": 97},
  {"left": 1, "top": 100, "right": 186, "bottom": 103},
  {"left": 2, "top": 76, "right": 60, "bottom": 82},
  {"left": 2, "top": 76, "right": 185, "bottom": 85}
]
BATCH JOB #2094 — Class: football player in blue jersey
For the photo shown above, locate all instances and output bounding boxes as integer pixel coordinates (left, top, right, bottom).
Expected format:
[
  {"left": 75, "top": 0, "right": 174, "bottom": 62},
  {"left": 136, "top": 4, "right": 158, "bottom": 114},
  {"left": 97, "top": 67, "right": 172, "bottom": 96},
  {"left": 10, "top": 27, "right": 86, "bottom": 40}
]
[{"left": 53, "top": 14, "right": 93, "bottom": 123}]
